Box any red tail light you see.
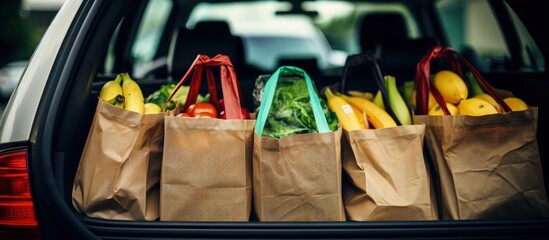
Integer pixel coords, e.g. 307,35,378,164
0,149,41,239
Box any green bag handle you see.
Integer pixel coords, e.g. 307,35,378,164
255,66,330,136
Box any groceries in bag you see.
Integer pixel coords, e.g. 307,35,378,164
413,45,549,220
253,66,345,221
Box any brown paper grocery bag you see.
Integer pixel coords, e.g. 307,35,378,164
414,46,549,219
342,125,438,221
160,116,254,221
336,54,437,221
253,128,346,221
159,54,254,221
414,108,549,219
72,99,165,220
253,66,345,221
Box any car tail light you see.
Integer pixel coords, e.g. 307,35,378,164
0,149,41,239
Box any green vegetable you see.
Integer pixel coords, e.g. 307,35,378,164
262,76,338,139
146,83,209,110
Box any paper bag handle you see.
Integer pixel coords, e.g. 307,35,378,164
415,45,511,115
163,54,245,119
255,66,330,136
340,54,402,125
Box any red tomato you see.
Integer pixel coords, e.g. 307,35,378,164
195,112,216,118
186,104,196,116
186,102,218,118
177,112,190,117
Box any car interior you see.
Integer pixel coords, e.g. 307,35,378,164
42,0,549,238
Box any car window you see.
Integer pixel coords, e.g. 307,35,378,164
436,0,510,70
131,0,172,64
505,2,545,71
186,1,345,72
244,36,318,71
103,22,121,74
130,0,172,76
337,2,420,54
102,0,172,76
435,0,544,72
186,1,420,73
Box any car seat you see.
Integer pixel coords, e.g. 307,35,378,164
377,37,438,85
359,13,408,54
278,58,320,76
168,21,243,81
167,20,259,110
341,13,411,93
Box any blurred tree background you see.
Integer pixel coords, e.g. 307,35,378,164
0,0,42,68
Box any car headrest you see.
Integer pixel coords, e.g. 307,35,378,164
359,13,408,53
377,37,437,74
167,21,244,82
193,21,232,36
278,58,320,75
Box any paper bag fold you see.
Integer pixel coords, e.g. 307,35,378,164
72,99,164,220
414,108,549,219
342,125,438,221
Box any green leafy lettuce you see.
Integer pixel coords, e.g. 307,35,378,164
263,77,338,139
146,83,209,110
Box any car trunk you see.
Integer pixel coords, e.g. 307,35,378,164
28,0,549,239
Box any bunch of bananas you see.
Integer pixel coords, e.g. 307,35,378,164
418,70,528,116
324,75,412,131
99,73,161,114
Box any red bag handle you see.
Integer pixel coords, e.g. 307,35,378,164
415,45,511,115
163,54,245,119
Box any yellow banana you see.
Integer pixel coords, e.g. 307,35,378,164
115,99,124,108
347,90,364,98
120,73,145,114
347,90,374,101
385,75,412,125
325,88,363,131
99,74,124,106
104,94,125,106
351,105,369,129
363,92,374,101
339,95,397,129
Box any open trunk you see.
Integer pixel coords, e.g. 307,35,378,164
17,0,549,239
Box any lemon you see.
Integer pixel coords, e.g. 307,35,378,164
503,97,528,111
473,93,502,113
458,98,498,116
410,90,437,110
433,70,468,105
428,102,459,116
144,103,162,114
